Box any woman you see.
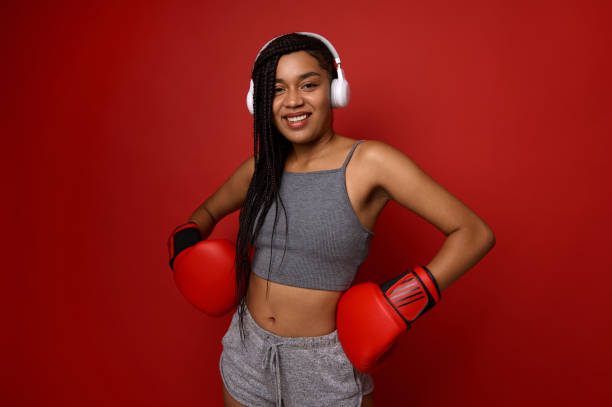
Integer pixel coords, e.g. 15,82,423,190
186,33,495,407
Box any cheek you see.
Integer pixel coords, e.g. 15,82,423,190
314,94,331,113
271,100,281,120
273,97,284,113
317,87,332,109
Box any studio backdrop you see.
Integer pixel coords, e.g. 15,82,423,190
4,1,611,406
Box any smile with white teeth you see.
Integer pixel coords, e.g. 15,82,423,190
286,114,309,122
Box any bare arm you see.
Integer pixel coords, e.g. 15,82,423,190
188,155,255,240
363,141,496,292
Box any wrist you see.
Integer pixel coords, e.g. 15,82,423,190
416,266,442,301
379,266,441,327
168,222,202,269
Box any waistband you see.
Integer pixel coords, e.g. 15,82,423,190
240,305,344,407
242,304,340,348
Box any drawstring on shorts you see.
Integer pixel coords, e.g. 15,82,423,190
262,339,283,407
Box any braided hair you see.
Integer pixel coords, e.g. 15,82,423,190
234,33,338,344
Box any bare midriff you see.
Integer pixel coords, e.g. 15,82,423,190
245,272,343,337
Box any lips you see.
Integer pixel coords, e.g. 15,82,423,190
283,112,312,129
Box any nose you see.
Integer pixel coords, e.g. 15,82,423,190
285,87,304,107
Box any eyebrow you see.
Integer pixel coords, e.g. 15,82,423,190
275,72,321,84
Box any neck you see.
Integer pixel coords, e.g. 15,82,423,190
287,128,338,166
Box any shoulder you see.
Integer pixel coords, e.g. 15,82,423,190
353,139,415,173
352,139,429,198
235,155,255,181
244,155,255,173
221,154,255,197
355,139,399,156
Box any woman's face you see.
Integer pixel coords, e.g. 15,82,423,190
272,50,333,144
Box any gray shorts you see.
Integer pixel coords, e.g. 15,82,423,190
219,305,374,407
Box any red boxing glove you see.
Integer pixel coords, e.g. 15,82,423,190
336,266,441,373
168,222,236,317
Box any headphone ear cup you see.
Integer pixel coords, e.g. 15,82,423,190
331,78,350,108
246,79,255,115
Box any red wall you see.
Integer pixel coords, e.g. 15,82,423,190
5,1,611,405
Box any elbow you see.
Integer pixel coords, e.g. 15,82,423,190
462,221,495,250
480,223,496,250
487,232,496,251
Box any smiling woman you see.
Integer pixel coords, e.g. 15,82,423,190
171,32,495,407
272,52,333,144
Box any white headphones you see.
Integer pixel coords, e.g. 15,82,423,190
246,32,350,115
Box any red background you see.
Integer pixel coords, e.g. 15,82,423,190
4,0,611,405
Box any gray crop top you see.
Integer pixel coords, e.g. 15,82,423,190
251,139,374,291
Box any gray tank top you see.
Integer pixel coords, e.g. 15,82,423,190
251,139,374,291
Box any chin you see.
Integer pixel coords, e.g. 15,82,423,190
281,131,322,145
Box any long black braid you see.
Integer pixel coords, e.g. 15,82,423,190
234,33,339,344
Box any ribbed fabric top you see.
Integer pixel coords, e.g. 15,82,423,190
251,139,374,291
